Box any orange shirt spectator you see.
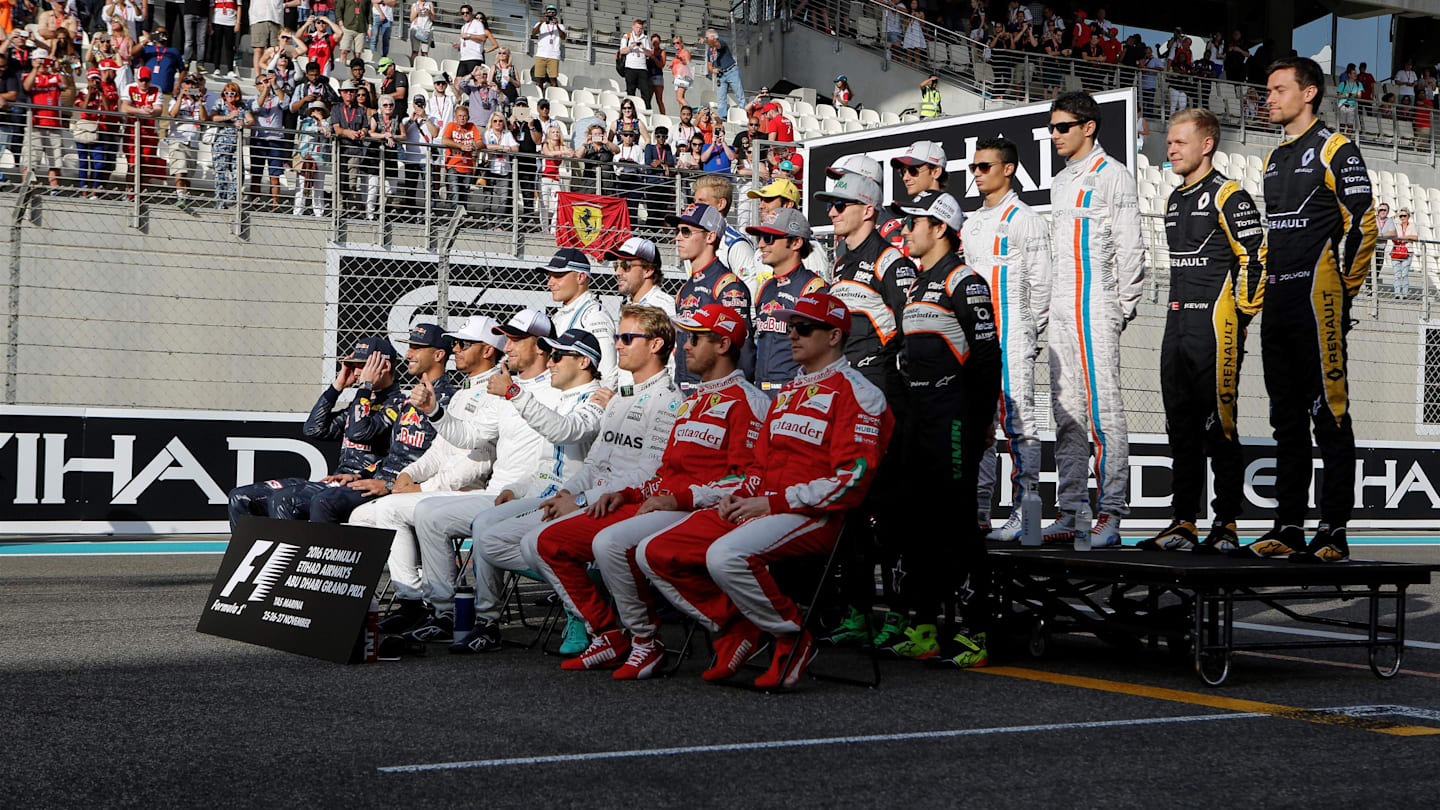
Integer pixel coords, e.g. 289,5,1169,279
441,115,480,172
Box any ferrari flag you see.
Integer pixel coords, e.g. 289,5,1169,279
555,192,631,259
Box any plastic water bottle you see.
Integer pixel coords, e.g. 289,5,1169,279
454,586,476,633
1020,488,1042,547
1073,502,1093,552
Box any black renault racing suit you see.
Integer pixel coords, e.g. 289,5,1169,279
898,252,1001,627
1162,168,1264,523
1257,120,1376,528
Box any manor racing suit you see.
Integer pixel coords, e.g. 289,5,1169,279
1257,120,1376,527
750,264,828,394
1163,168,1264,523
528,370,767,637
637,357,893,635
963,189,1051,521
675,257,753,390
1048,141,1146,518
899,253,1001,626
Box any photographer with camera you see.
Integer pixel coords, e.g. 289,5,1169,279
130,26,185,97
531,3,566,92
919,72,942,119
164,70,212,208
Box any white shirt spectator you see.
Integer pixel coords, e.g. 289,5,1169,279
401,114,432,162
1395,68,1418,98
883,2,902,37
426,93,455,130
621,30,648,70
460,17,488,60
534,21,566,61
484,127,517,174
250,0,284,25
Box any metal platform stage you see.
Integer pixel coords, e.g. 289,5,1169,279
989,546,1439,686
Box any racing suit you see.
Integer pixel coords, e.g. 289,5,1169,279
1162,168,1264,523
1048,141,1146,518
309,376,458,522
553,291,619,388
964,190,1052,522
638,358,893,636
720,222,760,293
225,383,387,530
828,229,916,606
749,263,829,394
527,370,767,637
473,372,682,624
674,256,753,391
1257,120,1376,527
620,285,677,386
899,252,1001,627
411,372,604,614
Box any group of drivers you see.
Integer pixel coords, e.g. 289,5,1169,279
227,60,1375,677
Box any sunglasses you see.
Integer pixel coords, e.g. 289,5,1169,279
616,333,652,345
826,200,855,213
675,226,701,237
968,161,1002,173
549,350,584,361
901,214,941,230
756,232,790,244
453,339,479,350
901,164,928,177
786,321,832,337
1047,119,1089,133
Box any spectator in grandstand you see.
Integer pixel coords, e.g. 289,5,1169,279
533,98,565,141
1374,202,1394,280
694,104,715,143
1378,91,1396,120
422,71,454,133
731,130,756,177
297,14,339,75
901,1,926,69
293,99,329,216
1355,61,1376,100
333,0,366,67
1336,66,1361,136
618,18,650,101
245,71,287,209
313,0,337,25
365,92,403,219
530,4,565,93
577,122,614,187
205,0,241,79
529,306,755,679
35,1,78,47
491,46,520,104
454,6,498,76
341,56,376,109
1395,60,1417,102
331,79,370,213
670,35,692,110
23,48,66,194
208,81,251,209
760,100,794,144
120,65,165,191
537,125,570,228
700,128,734,173
706,28,745,120
641,126,676,227
1201,31,1224,76
833,75,851,107
408,0,434,62
608,97,649,144
569,107,605,150
881,0,903,57
377,55,407,107
1099,27,1122,64
368,0,396,59
457,63,498,123
918,72,941,118
396,94,429,215
1412,95,1432,141
289,59,337,113
0,50,21,162
226,336,394,529
672,104,696,143
269,52,299,98
251,0,285,75
745,208,828,394
1392,208,1416,299
439,102,478,207
163,71,209,208
480,110,517,220
515,112,544,224
309,327,457,524
74,66,118,198
966,0,986,40
675,138,698,171
131,26,183,96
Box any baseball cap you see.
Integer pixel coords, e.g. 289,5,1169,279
99,59,120,71
86,68,101,81
307,100,327,111
890,190,964,231
665,203,727,235
398,323,454,353
774,292,851,335
538,328,603,366
760,102,780,114
378,56,395,69
136,65,152,80
826,154,883,183
494,308,554,339
815,174,882,208
341,336,399,365
746,208,813,241
544,2,558,9
32,48,51,61
445,315,507,350
674,304,748,345
890,140,947,169
434,72,452,84
745,178,801,203
834,75,848,82
538,247,591,275
605,236,660,264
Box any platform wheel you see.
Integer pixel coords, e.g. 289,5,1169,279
1369,645,1403,679
1027,617,1049,659
1196,651,1231,687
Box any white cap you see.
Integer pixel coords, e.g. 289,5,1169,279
890,140,947,169
890,190,964,231
826,154,883,184
816,174,882,208
446,315,507,350
494,308,554,339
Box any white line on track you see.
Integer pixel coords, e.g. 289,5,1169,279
1231,620,1440,650
377,712,1266,773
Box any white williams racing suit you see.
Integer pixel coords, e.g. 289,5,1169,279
964,189,1052,520
720,223,761,294
1047,142,1145,517
553,291,620,388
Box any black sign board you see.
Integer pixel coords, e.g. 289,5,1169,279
802,89,1136,228
197,517,394,664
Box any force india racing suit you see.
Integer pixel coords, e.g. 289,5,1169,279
1257,120,1376,528
527,369,769,639
963,189,1052,525
674,257,753,391
638,358,894,639
750,264,829,394
471,372,683,625
225,383,389,530
899,252,1001,627
1048,141,1146,520
1162,168,1264,523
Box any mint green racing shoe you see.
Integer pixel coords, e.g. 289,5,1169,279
558,611,589,655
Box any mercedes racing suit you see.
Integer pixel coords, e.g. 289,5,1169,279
750,263,829,394
225,384,387,530
638,357,893,636
1163,168,1264,523
1048,141,1146,518
964,189,1052,522
1257,120,1376,527
674,257,753,391
899,252,1001,627
553,291,619,388
527,371,765,638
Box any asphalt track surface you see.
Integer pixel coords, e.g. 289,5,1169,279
4,537,1440,808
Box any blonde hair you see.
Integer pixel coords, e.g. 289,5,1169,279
693,174,734,213
1168,107,1221,156
620,303,676,358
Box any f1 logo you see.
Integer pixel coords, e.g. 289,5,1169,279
219,540,301,602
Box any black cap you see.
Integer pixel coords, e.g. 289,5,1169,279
398,323,454,353
341,336,398,365
538,329,603,367
539,247,592,274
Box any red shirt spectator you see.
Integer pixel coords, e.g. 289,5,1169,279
1070,12,1091,50
1101,34,1122,64
1358,67,1376,100
29,69,63,127
763,104,794,143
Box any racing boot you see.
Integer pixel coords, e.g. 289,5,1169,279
1194,521,1240,555
1089,513,1123,549
926,628,989,669
402,610,455,643
703,619,764,682
754,630,817,689
1135,519,1197,551
820,605,871,647
449,618,503,654
884,623,940,659
1041,511,1075,545
869,611,907,650
1290,524,1350,564
1229,524,1305,559
561,628,629,671
558,610,589,655
376,598,429,634
987,509,1024,542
